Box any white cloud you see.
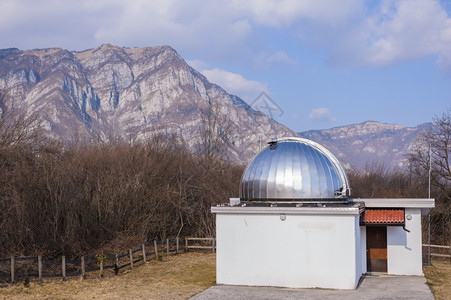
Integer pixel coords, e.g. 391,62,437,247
200,68,267,102
91,0,253,59
0,0,253,56
266,51,297,64
186,59,209,71
0,0,121,50
308,107,336,122
3,0,451,72
253,50,298,69
327,0,451,69
261,50,298,66
232,0,451,71
230,0,363,27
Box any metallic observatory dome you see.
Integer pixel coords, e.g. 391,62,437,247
240,137,351,201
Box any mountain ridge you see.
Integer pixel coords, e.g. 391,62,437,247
299,120,431,170
0,44,431,168
0,44,295,162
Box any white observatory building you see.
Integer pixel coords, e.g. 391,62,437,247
212,137,434,290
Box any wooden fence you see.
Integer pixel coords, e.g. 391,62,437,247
4,240,447,284
0,237,215,285
185,237,216,252
422,244,451,259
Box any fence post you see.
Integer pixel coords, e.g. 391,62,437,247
213,238,216,253
38,255,43,283
154,240,158,260
62,256,66,281
185,237,188,252
166,239,169,256
10,255,15,285
81,256,86,279
142,244,147,263
176,238,180,254
115,254,119,275
129,249,134,269
100,259,104,278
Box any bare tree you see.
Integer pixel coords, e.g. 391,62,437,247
408,110,451,244
196,102,231,165
348,162,426,198
409,111,451,201
0,113,244,257
0,93,40,151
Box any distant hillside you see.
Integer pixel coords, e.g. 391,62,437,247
0,44,295,162
299,121,431,170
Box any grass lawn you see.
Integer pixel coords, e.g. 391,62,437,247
0,252,215,300
423,259,451,300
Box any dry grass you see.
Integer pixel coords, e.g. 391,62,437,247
0,252,216,300
423,259,451,300
2,253,448,300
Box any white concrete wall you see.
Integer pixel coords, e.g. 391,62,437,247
359,226,367,274
354,217,363,282
387,208,423,275
216,212,361,289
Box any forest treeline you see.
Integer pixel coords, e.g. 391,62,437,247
0,114,243,257
349,163,450,245
0,110,450,258
349,110,451,245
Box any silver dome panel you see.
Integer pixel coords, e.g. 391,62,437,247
240,137,351,200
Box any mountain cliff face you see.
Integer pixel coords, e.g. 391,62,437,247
299,121,431,170
0,44,431,169
0,44,295,162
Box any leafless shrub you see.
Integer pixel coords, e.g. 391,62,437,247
407,111,451,245
349,111,451,245
348,162,426,198
0,118,243,257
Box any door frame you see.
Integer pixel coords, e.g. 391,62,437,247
366,226,387,273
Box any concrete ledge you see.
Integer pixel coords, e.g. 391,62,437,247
359,198,435,215
360,198,434,208
211,205,361,215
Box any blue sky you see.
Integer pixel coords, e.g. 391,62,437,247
1,0,450,132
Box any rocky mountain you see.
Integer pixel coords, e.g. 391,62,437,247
0,44,295,162
299,121,431,170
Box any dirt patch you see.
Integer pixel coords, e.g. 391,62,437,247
423,259,451,300
0,252,215,300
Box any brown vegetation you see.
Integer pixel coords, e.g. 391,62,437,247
408,111,451,245
0,252,216,300
349,162,450,245
423,259,451,300
348,163,426,199
1,95,449,257
0,108,243,257
348,111,451,245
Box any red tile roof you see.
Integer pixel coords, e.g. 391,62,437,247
361,208,405,225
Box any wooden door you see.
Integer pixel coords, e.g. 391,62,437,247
366,226,387,273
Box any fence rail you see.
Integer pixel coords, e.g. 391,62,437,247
422,244,451,259
0,237,213,285
185,237,216,252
